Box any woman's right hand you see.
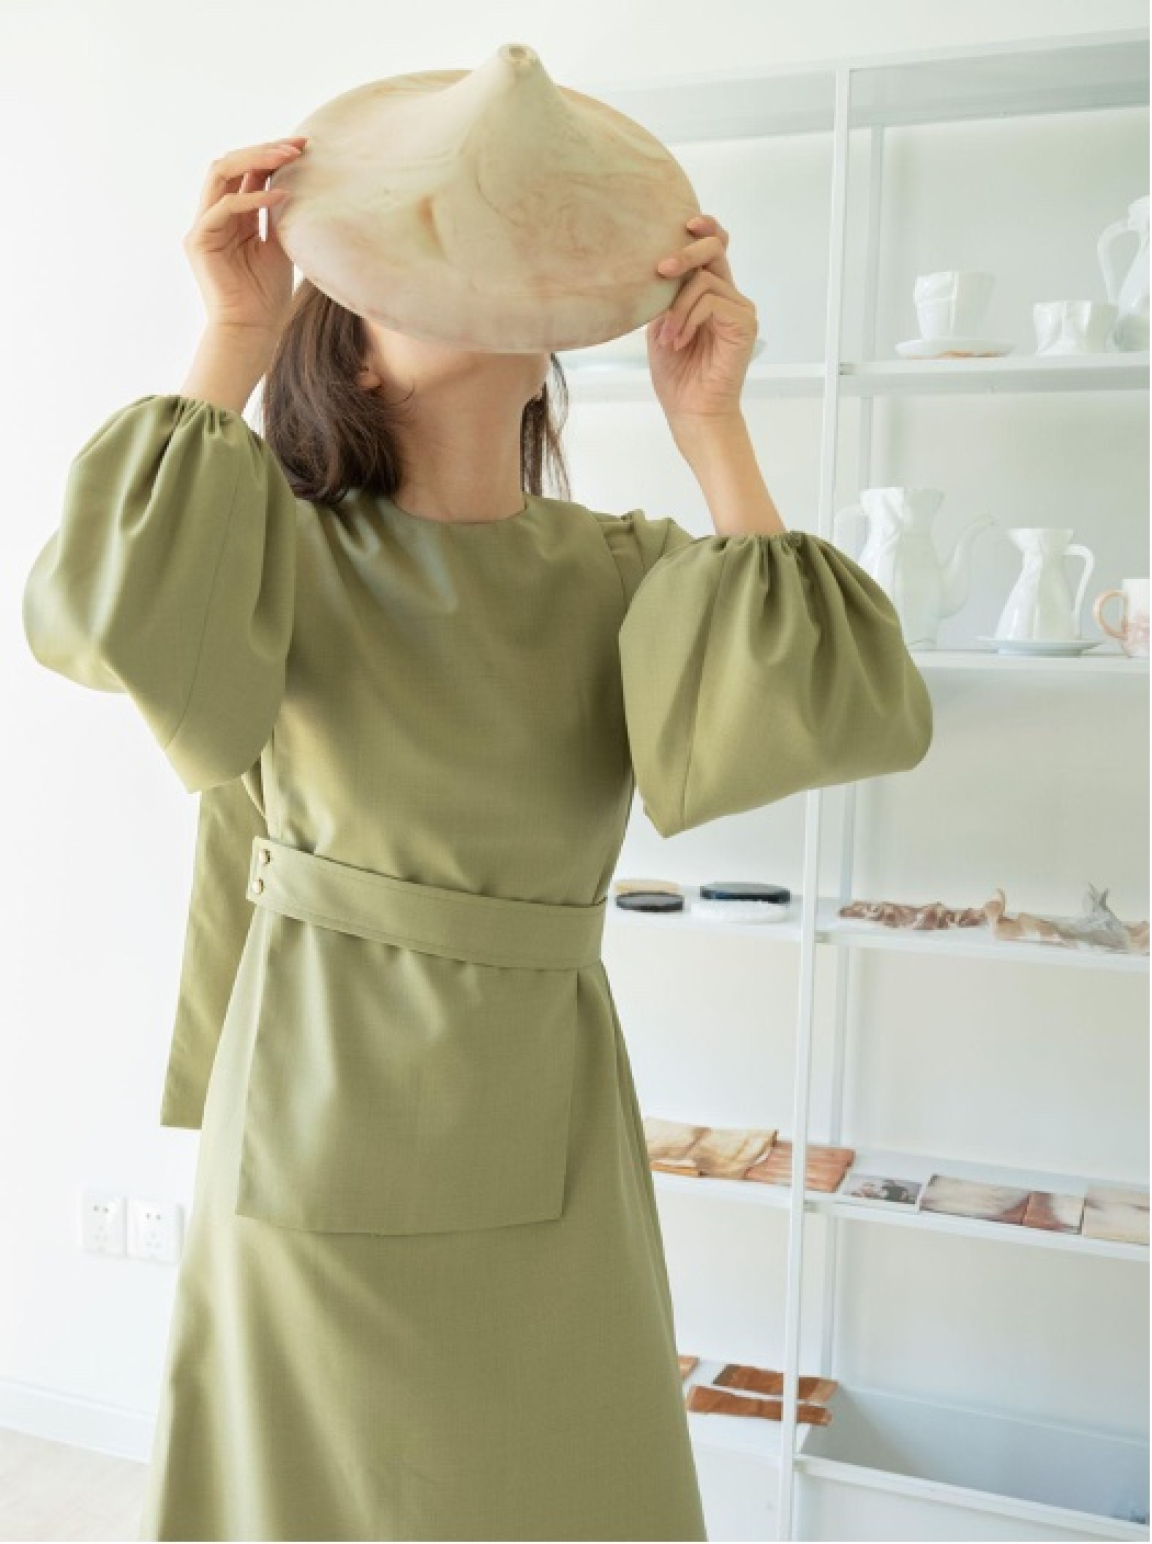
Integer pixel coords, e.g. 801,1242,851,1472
183,138,308,340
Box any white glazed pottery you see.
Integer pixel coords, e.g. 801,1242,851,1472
1033,300,1120,355
1098,195,1150,352
993,528,1096,642
834,488,995,649
914,270,996,338
895,336,1015,359
977,635,1102,656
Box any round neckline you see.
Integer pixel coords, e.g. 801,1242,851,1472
380,491,539,528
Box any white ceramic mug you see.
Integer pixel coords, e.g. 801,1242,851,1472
914,271,995,339
1034,300,1119,355
1093,577,1150,658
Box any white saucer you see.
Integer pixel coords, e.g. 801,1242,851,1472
896,336,1015,359
977,635,1103,656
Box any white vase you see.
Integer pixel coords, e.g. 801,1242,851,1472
1098,195,1150,352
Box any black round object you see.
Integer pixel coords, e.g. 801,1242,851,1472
614,891,685,913
698,880,791,904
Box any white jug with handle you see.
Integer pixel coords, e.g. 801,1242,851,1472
994,528,1096,642
833,487,994,649
1098,194,1150,352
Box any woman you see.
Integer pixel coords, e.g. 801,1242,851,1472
22,137,933,1541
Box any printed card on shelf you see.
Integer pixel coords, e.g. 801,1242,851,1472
1021,1191,1086,1233
920,1174,1030,1225
840,1171,924,1206
1082,1185,1150,1245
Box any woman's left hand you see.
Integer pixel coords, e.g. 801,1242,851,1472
647,213,758,427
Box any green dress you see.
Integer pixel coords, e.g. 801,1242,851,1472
21,394,933,1542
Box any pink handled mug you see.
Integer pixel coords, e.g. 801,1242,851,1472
1093,578,1149,658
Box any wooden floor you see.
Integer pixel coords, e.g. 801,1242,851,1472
0,1427,146,1542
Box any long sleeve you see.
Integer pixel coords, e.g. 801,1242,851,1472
617,512,934,838
22,393,299,793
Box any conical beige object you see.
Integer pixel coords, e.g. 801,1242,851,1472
267,42,702,352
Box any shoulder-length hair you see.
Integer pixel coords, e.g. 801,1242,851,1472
259,278,571,509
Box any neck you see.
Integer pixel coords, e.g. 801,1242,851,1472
390,384,529,524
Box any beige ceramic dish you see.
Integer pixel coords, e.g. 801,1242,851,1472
268,42,703,353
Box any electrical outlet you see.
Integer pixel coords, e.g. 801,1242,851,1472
80,1190,126,1257
127,1197,183,1264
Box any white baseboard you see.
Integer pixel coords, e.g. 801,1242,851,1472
0,1378,154,1464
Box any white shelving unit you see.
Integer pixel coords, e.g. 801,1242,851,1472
580,27,1150,1543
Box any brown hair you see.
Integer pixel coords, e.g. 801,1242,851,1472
259,278,572,509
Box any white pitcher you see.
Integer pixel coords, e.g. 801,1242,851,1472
994,528,1096,642
834,487,994,649
1098,194,1150,352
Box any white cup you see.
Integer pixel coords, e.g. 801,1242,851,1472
1034,300,1119,355
914,271,995,339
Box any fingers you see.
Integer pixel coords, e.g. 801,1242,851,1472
674,291,757,351
655,267,754,347
657,215,735,286
195,138,307,222
191,187,291,243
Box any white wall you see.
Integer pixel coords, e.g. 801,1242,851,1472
1,0,1147,1532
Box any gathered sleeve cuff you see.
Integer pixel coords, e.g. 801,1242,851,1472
22,393,299,793
618,526,934,837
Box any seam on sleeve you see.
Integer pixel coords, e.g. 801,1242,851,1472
628,514,692,610
603,515,632,613
159,444,247,760
655,518,675,565
677,538,730,832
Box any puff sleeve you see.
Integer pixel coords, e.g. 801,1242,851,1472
617,515,934,837
22,393,299,794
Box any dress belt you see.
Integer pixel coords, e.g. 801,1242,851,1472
246,835,606,970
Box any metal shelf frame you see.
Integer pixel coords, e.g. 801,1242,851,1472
582,27,1150,1541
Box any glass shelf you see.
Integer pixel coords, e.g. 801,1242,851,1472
560,352,1151,401
576,30,1148,143
607,893,1149,975
652,1155,1149,1264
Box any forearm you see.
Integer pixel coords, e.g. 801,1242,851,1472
670,414,788,537
179,326,277,416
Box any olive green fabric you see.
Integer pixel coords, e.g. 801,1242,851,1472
160,772,270,1129
21,393,933,1541
619,526,935,836
236,833,600,1236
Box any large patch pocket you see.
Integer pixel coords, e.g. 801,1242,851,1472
233,907,580,1236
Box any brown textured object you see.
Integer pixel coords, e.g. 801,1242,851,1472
744,1141,855,1192
614,878,684,897
678,1354,699,1380
984,884,1149,956
714,1364,839,1404
650,1160,702,1176
266,42,702,352
1022,1191,1085,1234
686,1386,832,1425
643,1116,707,1163
838,898,986,930
689,1126,776,1179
